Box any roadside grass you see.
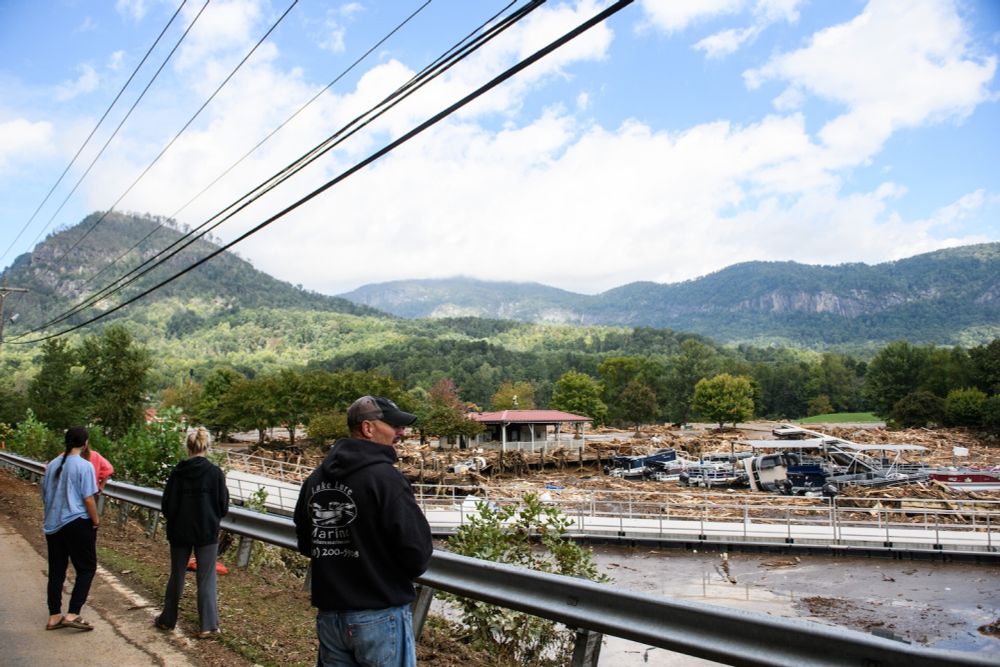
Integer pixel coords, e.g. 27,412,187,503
797,412,881,424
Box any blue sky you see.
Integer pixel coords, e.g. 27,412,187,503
1,0,998,296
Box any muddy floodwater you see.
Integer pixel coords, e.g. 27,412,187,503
588,545,1000,665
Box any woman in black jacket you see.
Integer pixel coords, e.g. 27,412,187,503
155,427,229,638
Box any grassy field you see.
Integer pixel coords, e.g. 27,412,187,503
797,412,881,424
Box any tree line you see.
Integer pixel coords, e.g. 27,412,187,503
2,325,999,467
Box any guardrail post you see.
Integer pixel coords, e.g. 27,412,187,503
148,511,160,539
237,535,255,567
570,627,603,667
411,584,435,637
117,500,129,528
96,494,106,516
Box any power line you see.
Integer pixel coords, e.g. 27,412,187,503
50,0,298,267
76,0,438,296
15,1,208,268
15,0,635,344
25,1,536,335
0,0,190,268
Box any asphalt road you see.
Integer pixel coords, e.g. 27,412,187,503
0,511,198,667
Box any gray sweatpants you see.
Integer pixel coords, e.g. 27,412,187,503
157,543,220,632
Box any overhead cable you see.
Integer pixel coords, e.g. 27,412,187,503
20,0,210,264
77,0,438,296
14,0,635,344
50,0,299,267
25,1,535,334
0,0,190,267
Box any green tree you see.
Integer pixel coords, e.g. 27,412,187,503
420,378,483,444
219,376,279,446
0,381,28,426
161,377,202,419
807,353,859,413
618,379,658,430
196,367,246,438
662,340,717,424
891,390,944,428
550,370,607,425
447,493,609,667
79,324,152,438
807,394,834,417
943,387,987,427
982,395,1000,435
692,373,755,429
306,411,348,444
598,356,655,425
969,339,1000,394
491,381,536,410
28,339,89,430
752,360,809,419
863,341,930,418
270,369,324,448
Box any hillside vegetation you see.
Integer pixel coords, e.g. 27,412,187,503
340,244,1000,347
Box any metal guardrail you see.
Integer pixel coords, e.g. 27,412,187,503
1,449,994,666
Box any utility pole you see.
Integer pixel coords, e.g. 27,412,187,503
0,282,29,352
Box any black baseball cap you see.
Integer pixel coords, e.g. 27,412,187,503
347,396,417,427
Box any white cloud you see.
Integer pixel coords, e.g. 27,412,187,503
745,0,996,167
638,0,744,33
116,0,150,22
695,26,760,59
55,64,99,101
55,0,996,298
693,0,802,58
319,3,365,54
175,0,264,72
75,16,98,33
0,118,54,172
108,50,125,71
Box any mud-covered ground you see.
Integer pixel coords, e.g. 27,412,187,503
587,545,1000,665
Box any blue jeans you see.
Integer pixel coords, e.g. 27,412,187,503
316,604,415,667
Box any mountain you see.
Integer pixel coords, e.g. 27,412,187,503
338,244,1000,347
0,211,385,331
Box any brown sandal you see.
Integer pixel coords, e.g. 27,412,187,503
62,617,94,631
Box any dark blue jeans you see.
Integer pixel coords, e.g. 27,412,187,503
46,517,97,616
316,604,415,667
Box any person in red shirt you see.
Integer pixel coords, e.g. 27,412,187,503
81,444,114,492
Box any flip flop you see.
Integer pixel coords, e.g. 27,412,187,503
45,618,66,630
196,629,220,639
62,617,94,631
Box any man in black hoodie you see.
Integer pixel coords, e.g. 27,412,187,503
294,395,432,667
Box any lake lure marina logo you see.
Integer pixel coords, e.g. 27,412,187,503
308,482,360,559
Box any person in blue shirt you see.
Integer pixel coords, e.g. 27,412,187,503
42,426,100,631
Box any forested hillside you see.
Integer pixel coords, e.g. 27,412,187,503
339,244,1000,347
1,211,382,331
1,212,998,430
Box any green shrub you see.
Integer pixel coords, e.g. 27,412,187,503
306,411,348,445
891,391,944,428
99,407,186,486
981,395,1000,435
943,387,987,427
6,410,60,462
446,493,609,667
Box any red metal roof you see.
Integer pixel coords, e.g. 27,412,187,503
468,409,590,423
